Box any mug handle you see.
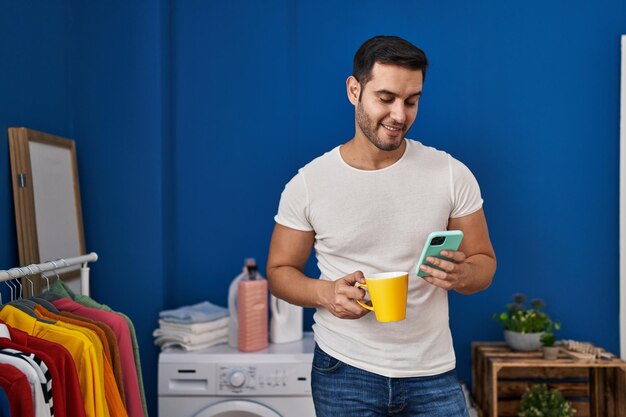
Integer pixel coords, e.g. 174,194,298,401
355,283,374,311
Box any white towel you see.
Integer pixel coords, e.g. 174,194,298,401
159,301,228,324
157,316,229,334
158,336,228,351
153,325,228,346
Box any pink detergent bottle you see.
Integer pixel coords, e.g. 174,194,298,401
237,259,268,352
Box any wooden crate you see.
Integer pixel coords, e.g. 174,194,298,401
471,342,626,417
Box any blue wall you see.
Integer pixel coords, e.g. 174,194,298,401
2,1,626,416
0,2,72,298
2,1,168,416
66,1,167,416
171,0,625,390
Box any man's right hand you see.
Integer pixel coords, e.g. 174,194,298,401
320,271,370,319
267,224,371,318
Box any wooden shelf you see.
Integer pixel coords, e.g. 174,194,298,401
471,342,626,417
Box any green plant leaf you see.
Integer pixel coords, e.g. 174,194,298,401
518,384,574,417
494,294,559,334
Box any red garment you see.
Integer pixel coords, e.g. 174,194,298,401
0,337,64,417
51,298,144,417
59,311,126,404
0,363,35,417
3,320,87,417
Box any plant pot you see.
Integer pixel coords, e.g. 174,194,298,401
542,346,560,360
504,330,543,351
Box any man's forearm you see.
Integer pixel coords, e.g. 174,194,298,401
457,254,496,295
267,266,332,308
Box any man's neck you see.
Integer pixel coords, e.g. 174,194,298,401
340,136,406,170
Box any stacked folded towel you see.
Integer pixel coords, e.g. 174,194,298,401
154,301,229,351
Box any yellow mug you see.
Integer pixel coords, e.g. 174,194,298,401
355,271,408,322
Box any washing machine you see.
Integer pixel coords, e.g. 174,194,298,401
158,333,316,417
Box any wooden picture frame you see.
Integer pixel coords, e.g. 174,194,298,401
619,35,626,360
8,127,86,296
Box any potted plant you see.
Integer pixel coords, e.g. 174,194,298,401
518,384,574,417
493,293,557,351
540,322,561,360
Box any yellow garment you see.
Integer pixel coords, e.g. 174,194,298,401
0,305,108,417
35,306,128,417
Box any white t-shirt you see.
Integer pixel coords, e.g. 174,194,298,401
274,139,483,377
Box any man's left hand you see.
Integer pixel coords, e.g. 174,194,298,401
418,250,471,291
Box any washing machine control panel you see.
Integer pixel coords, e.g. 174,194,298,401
218,363,311,395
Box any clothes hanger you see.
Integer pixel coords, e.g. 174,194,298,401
40,269,51,292
0,279,10,339
7,268,54,323
1,279,18,315
15,267,35,307
26,265,61,314
4,269,38,318
39,261,65,301
11,267,38,310
4,279,15,303
0,284,10,339
12,271,23,299
4,273,17,302
22,266,36,298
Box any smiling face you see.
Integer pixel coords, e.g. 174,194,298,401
348,62,423,152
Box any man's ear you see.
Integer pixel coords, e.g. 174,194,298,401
346,76,360,105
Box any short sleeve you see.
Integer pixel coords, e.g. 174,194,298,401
274,170,314,231
449,155,483,218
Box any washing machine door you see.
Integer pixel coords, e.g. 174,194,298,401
193,400,282,417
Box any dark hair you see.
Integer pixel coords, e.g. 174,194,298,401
352,35,428,86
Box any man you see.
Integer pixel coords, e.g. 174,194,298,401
267,35,496,417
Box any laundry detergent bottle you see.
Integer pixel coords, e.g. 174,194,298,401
237,260,268,352
270,295,303,344
227,260,247,349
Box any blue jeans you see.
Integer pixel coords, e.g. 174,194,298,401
311,344,469,417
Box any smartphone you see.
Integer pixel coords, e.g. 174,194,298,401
416,230,464,277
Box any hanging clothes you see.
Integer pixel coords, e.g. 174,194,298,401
0,253,136,417
58,311,125,403
0,348,53,417
0,305,108,417
0,363,34,417
47,281,148,417
42,290,145,417
3,321,86,417
0,253,140,417
0,348,49,417
0,330,65,417
44,298,142,417
33,306,128,417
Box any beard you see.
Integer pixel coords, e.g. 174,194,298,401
356,103,405,151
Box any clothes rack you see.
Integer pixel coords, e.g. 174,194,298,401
0,252,98,296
